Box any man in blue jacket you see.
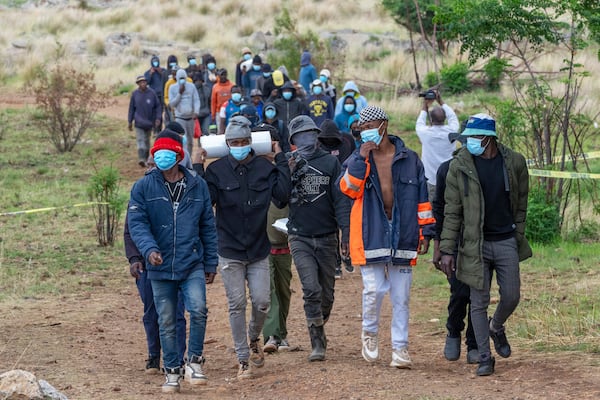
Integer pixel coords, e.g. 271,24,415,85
339,106,435,369
128,75,162,167
204,116,290,379
128,129,218,393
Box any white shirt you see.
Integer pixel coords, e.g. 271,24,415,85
415,103,459,185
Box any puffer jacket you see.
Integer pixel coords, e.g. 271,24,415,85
127,166,218,280
339,135,435,266
440,144,532,290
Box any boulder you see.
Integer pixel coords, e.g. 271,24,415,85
0,370,68,400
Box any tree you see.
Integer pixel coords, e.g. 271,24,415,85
434,0,600,231
32,43,112,152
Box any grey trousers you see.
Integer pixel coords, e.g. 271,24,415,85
175,117,195,155
469,237,520,360
219,256,271,362
134,127,152,162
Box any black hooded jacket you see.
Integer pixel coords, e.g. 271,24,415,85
273,81,308,129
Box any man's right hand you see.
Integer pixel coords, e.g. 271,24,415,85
432,240,442,271
359,141,378,159
128,123,133,132
179,84,185,94
129,262,144,279
148,251,163,266
440,254,455,279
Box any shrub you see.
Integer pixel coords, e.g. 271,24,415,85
484,57,509,91
526,186,561,244
423,71,439,89
566,221,600,243
440,62,470,94
30,43,113,152
87,165,127,247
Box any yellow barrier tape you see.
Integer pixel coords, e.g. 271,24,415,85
529,169,600,179
526,151,600,166
0,202,109,217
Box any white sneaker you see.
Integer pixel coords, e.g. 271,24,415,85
390,347,412,369
162,367,182,393
278,338,290,351
263,336,279,353
361,331,379,362
185,355,208,385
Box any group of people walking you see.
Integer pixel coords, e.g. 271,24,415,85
125,48,532,393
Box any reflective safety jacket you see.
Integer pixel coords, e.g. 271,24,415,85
339,135,435,266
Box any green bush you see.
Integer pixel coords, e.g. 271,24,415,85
526,186,561,244
87,165,127,247
484,57,509,91
566,221,600,243
423,71,439,89
440,62,470,94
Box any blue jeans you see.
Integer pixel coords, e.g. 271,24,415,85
289,233,338,325
470,237,520,360
219,256,271,362
361,263,412,349
136,270,187,364
151,267,208,369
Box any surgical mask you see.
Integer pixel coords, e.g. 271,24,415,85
229,145,251,161
282,91,293,101
313,86,323,95
253,65,261,71
263,72,271,78
265,109,276,119
154,149,178,171
345,91,355,98
319,75,328,83
293,132,318,157
344,104,355,113
243,53,252,61
360,123,384,145
231,93,242,103
207,62,216,70
170,62,177,68
152,61,159,67
179,78,186,85
189,59,197,66
466,137,488,156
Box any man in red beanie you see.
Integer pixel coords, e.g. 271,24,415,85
128,129,218,393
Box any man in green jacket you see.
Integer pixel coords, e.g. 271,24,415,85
439,113,532,377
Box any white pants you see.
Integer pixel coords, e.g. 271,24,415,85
361,263,412,349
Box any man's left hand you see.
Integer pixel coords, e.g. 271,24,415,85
205,272,216,284
418,237,430,254
341,241,349,258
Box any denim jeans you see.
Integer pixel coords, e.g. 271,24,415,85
361,263,413,349
151,267,208,369
136,270,187,364
134,127,152,162
262,253,293,341
219,256,271,362
470,237,520,360
289,233,338,325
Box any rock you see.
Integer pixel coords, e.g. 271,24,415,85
248,31,275,51
11,39,29,49
0,370,68,400
0,369,44,399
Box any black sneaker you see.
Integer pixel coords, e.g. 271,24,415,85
476,356,495,376
342,256,354,273
145,356,160,375
489,318,511,358
335,267,342,279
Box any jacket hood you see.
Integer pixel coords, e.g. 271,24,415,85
318,119,342,142
280,80,296,93
262,102,277,119
342,81,360,94
167,54,178,65
150,55,160,66
176,69,188,80
300,51,311,67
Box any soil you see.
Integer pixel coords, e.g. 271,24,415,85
1,95,600,399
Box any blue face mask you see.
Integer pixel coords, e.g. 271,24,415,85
189,59,197,66
154,149,178,171
360,123,384,145
263,72,271,78
231,93,242,103
179,78,186,85
253,65,261,71
170,62,177,68
152,61,159,68
207,62,216,70
466,137,488,156
265,109,276,119
319,75,328,83
282,91,293,101
229,145,252,161
243,53,252,61
344,104,355,113
313,86,323,95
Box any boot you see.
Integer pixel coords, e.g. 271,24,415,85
308,324,326,362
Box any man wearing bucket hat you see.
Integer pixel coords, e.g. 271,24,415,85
204,116,290,380
286,115,351,362
128,75,162,167
128,130,218,393
339,105,435,369
439,113,532,376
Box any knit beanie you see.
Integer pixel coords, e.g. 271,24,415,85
151,129,184,159
225,116,252,140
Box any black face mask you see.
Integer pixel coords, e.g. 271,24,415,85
319,138,339,147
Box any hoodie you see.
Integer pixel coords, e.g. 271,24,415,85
169,69,200,119
334,95,359,134
318,119,354,163
273,81,308,128
298,51,317,93
260,101,290,153
144,55,166,99
334,81,368,116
